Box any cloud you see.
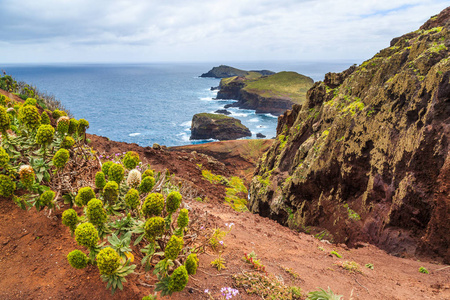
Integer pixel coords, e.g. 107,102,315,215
0,0,448,62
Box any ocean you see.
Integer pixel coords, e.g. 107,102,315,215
1,61,355,147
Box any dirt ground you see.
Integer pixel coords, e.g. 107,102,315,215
0,135,449,299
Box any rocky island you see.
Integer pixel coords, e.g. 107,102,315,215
190,112,252,140
200,65,275,78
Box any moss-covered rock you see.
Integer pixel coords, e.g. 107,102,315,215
190,113,251,140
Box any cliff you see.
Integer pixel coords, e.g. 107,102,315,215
200,65,275,78
249,7,450,262
217,71,314,115
190,113,252,140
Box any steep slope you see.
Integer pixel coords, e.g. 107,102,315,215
249,8,450,262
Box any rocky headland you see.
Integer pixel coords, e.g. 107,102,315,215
249,8,450,263
200,65,275,78
217,71,314,115
190,112,252,140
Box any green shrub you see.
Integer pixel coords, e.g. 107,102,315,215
108,163,125,183
75,186,96,206
24,98,37,106
123,151,140,170
169,265,189,292
101,161,113,175
103,181,119,204
86,198,107,227
164,235,183,260
40,111,51,125
75,222,99,249
61,136,75,149
68,118,79,135
126,169,141,188
52,109,66,119
139,176,155,194
95,171,106,189
39,190,55,207
56,116,70,134
0,146,10,167
142,169,154,179
0,175,15,197
35,124,55,145
52,148,70,168
18,105,41,130
177,208,189,229
19,165,34,187
185,253,198,275
166,191,182,214
96,247,121,275
0,106,10,133
125,188,140,210
419,267,429,274
142,193,164,217
307,287,343,300
67,250,89,269
62,209,79,232
77,118,89,135
144,216,165,241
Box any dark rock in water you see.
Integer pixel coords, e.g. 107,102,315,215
210,86,219,91
214,109,231,115
256,133,266,138
224,104,233,109
190,113,251,141
249,7,450,263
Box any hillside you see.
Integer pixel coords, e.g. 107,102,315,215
249,7,450,263
217,71,314,115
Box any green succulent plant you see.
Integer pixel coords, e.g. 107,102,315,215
61,136,75,149
19,165,35,188
86,198,107,227
40,111,51,125
123,151,140,170
177,208,189,229
164,235,183,260
142,169,154,179
0,175,15,197
108,163,125,184
67,249,89,269
144,217,165,241
166,191,182,214
77,118,89,136
68,118,79,135
39,190,55,207
52,148,70,169
126,169,141,188
75,186,96,207
24,98,37,106
96,247,121,275
169,265,189,292
95,171,106,190
35,124,55,146
56,116,70,134
75,222,99,249
141,193,164,217
185,253,198,275
124,188,140,210
101,161,114,175
103,181,119,204
18,104,41,130
52,109,67,119
139,176,155,194
0,146,10,167
62,208,79,233
0,106,10,134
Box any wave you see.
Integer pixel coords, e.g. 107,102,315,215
129,132,141,137
230,112,248,117
180,121,192,127
248,118,259,123
176,132,190,142
263,113,278,118
200,97,213,101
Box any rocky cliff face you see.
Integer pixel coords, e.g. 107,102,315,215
249,8,450,262
190,113,252,140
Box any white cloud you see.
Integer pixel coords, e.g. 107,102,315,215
0,0,448,63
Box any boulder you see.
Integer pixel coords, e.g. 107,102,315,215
190,113,251,141
214,109,231,115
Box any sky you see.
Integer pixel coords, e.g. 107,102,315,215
0,0,448,64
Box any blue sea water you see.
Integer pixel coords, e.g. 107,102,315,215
1,61,354,147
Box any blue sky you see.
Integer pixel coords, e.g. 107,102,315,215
0,0,448,63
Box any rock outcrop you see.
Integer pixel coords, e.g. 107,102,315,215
200,65,275,78
249,8,450,263
190,113,252,141
217,72,314,115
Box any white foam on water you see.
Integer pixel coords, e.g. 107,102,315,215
180,121,192,127
230,112,248,117
248,118,259,123
129,132,141,137
200,97,213,101
257,125,267,128
263,113,278,118
176,132,190,142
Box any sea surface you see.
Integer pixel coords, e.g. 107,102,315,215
1,61,355,147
